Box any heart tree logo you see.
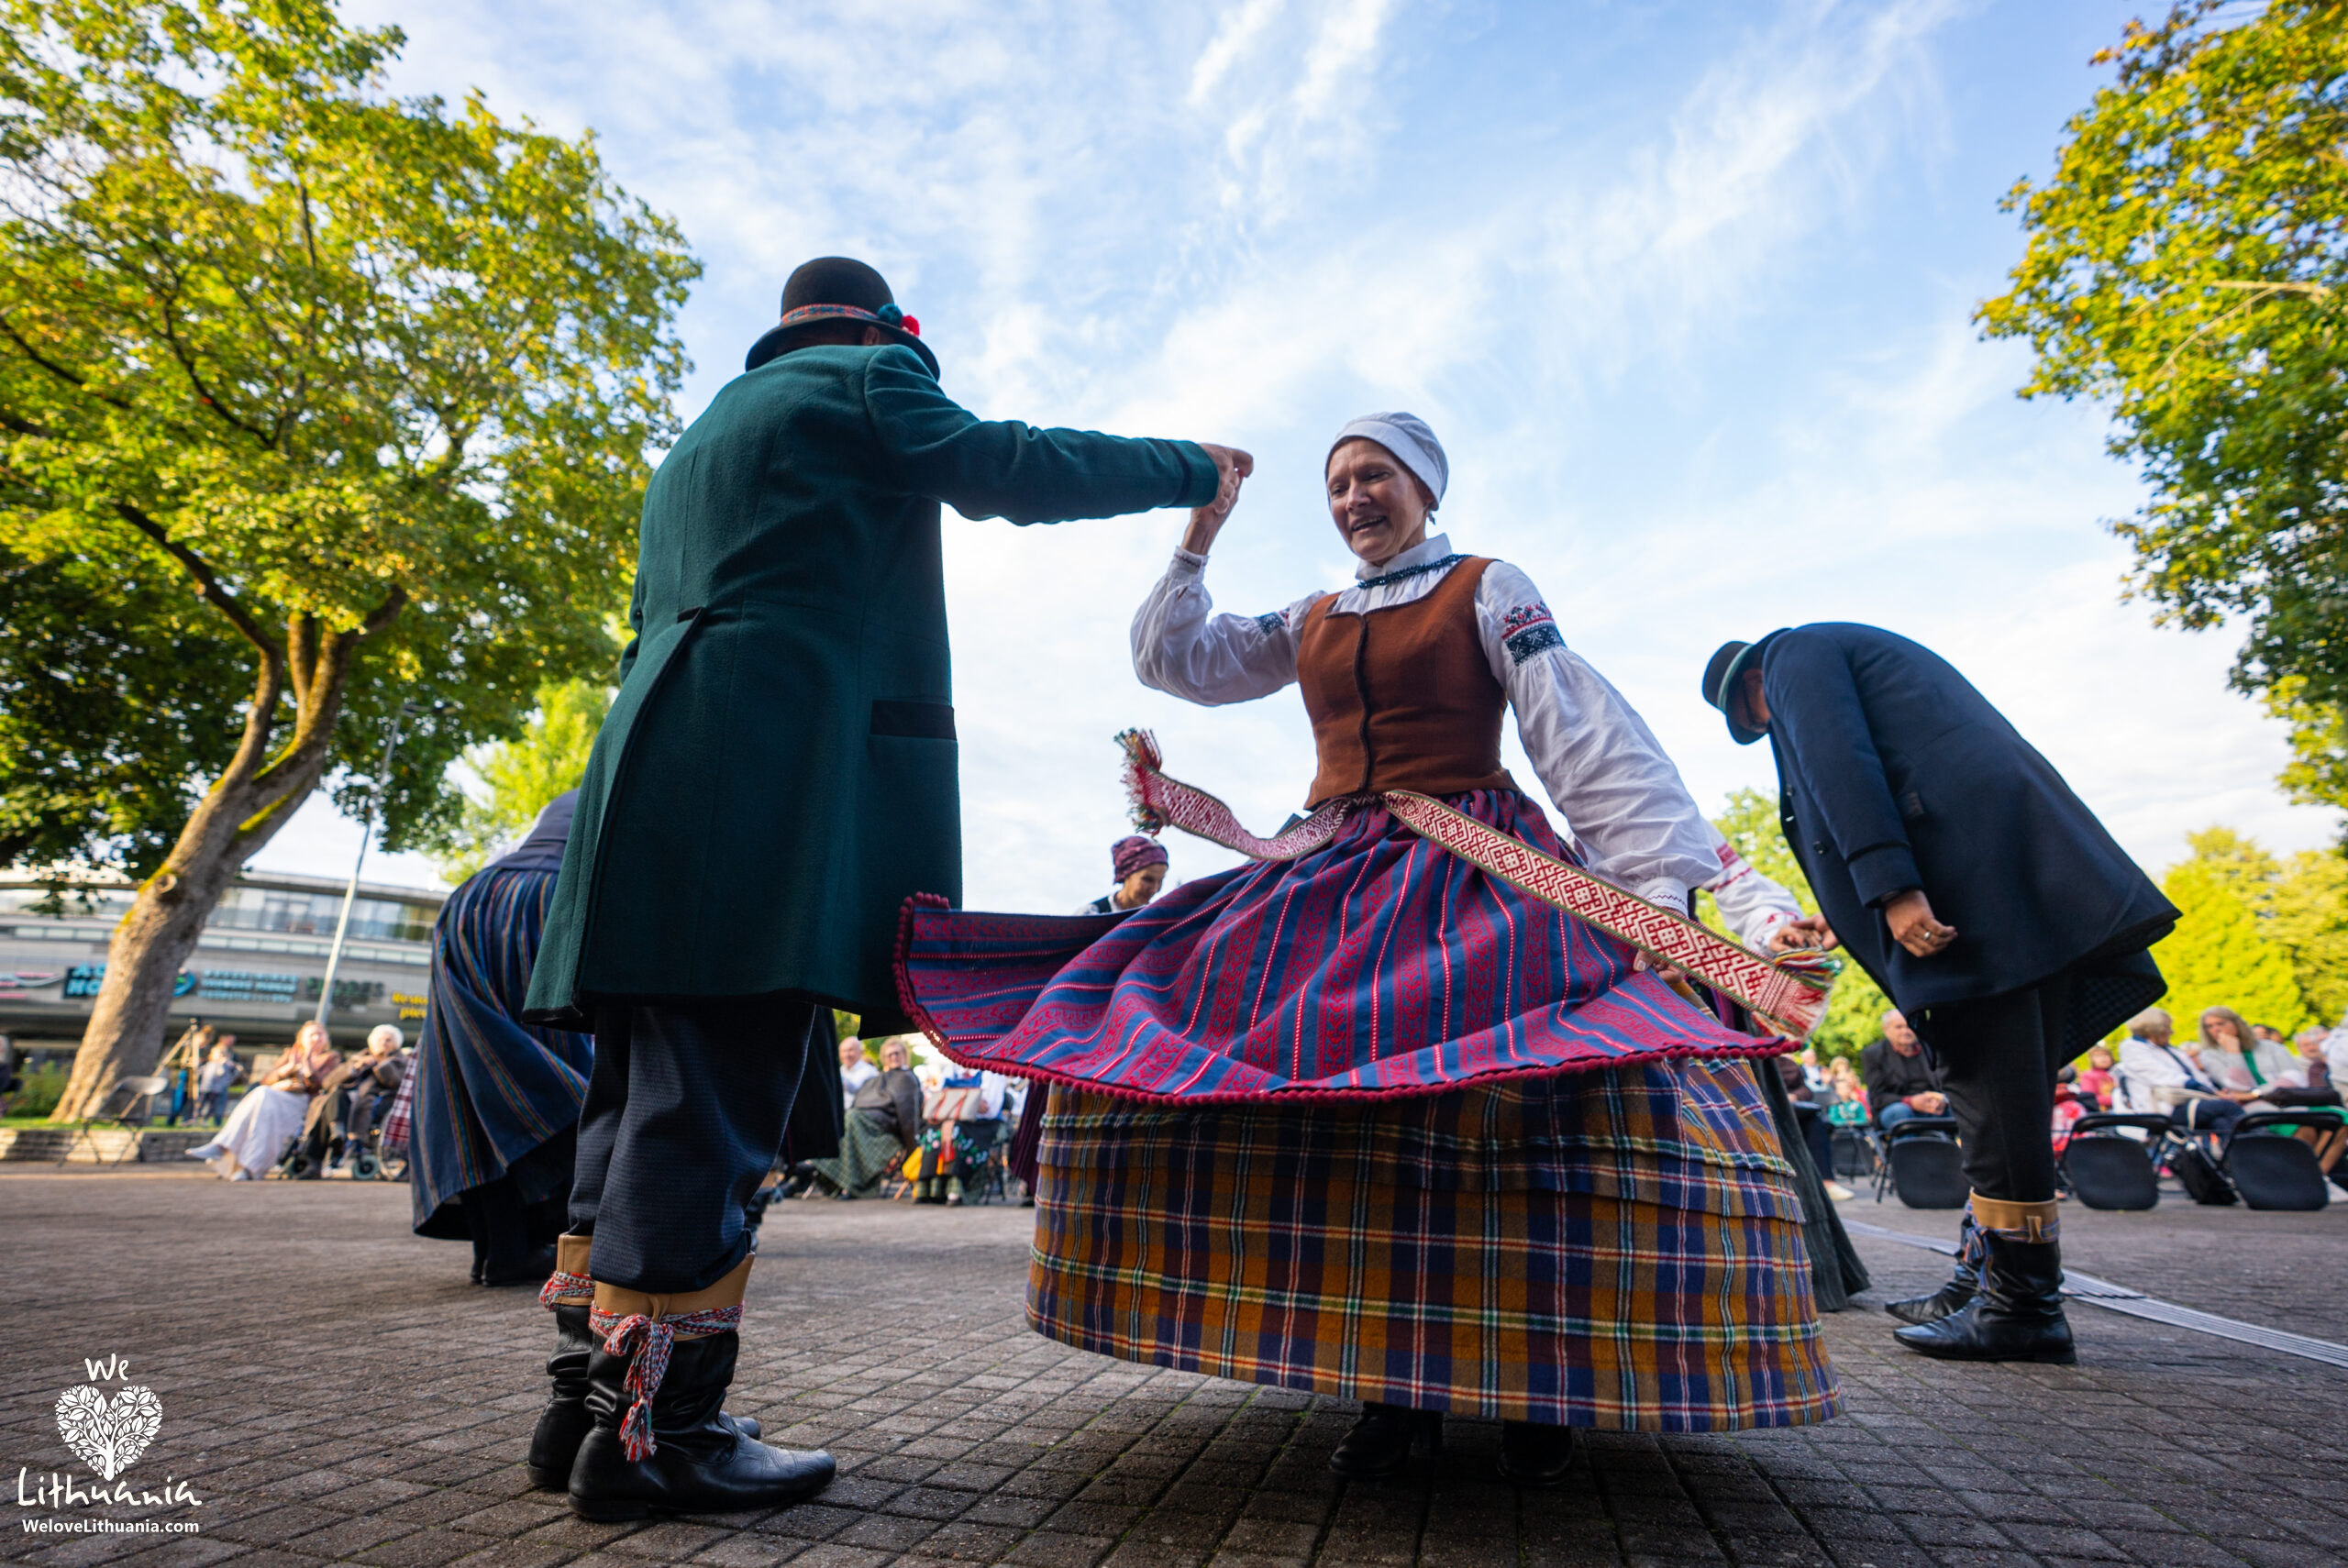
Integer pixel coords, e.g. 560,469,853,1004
55,1358,162,1481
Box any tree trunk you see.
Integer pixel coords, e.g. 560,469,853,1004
49,597,393,1122
57,787,299,1121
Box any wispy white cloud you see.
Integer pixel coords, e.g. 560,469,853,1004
270,0,2336,910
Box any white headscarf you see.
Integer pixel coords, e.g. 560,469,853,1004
1327,412,1446,507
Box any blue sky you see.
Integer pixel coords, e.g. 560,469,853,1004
257,0,2342,909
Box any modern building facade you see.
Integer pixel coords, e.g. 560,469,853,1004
0,870,447,1066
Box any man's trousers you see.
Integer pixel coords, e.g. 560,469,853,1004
569,998,814,1293
1916,969,2074,1205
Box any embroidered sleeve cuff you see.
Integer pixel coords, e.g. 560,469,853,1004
1168,547,1209,575
1636,878,1691,915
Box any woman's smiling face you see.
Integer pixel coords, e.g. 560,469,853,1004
1325,438,1434,569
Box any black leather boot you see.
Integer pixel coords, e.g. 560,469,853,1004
1497,1420,1573,1487
528,1306,767,1490
527,1305,599,1490
1887,1212,1979,1325
1893,1223,2075,1365
1326,1402,1442,1480
568,1331,832,1519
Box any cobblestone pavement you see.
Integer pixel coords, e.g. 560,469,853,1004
4,1168,2343,1568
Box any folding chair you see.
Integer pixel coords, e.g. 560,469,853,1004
54,1076,169,1166
2059,1112,2173,1210
2223,1109,2346,1211
1875,1114,1967,1209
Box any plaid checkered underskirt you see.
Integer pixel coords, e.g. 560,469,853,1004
1029,1062,1840,1430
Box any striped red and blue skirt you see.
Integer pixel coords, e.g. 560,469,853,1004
898,789,1837,1429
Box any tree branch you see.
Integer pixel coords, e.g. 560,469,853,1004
110,501,281,667
0,315,134,412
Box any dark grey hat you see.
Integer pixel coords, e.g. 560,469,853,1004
1701,634,1782,745
745,256,938,377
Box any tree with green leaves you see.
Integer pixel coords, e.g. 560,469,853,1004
424,679,612,884
0,549,252,874
2159,825,2348,1026
2154,850,2312,1038
1977,1,2348,822
1699,788,1893,1058
0,0,698,1121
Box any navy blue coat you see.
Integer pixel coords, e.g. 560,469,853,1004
1757,624,2174,1041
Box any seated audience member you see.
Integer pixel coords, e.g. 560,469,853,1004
1796,1047,1829,1096
188,1021,337,1179
294,1025,407,1174
916,1067,1013,1206
2074,1043,2117,1111
812,1037,924,1198
1860,1009,1947,1130
1775,1054,1852,1199
837,1035,878,1110
2297,1028,2339,1097
194,1037,242,1123
2193,1007,2287,1112
2116,1007,2247,1134
1824,1058,1870,1127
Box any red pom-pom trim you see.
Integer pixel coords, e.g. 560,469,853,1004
901,315,920,337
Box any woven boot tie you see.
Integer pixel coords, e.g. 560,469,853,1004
591,1303,743,1460
539,1234,594,1310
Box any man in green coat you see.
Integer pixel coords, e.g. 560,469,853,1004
519,257,1245,1522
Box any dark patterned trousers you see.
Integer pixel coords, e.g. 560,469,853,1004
569,998,814,1293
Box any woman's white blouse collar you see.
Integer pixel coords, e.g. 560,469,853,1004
1355,531,1456,582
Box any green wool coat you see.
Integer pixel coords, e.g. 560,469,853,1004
523,342,1218,1033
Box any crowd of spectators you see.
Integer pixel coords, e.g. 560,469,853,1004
1786,1001,2348,1200
793,1033,1025,1206
183,1021,411,1180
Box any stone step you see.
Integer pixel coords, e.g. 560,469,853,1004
0,1126,219,1163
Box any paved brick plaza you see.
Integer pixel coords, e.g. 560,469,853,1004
3,1168,2342,1568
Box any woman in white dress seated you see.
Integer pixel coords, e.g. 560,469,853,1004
188,1021,337,1179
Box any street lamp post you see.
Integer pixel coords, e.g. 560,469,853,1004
316,704,416,1032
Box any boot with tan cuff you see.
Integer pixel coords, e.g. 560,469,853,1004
567,1254,833,1520
1892,1195,2075,1365
527,1235,761,1492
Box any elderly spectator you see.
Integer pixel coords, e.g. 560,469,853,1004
811,1038,923,1198
1860,1010,1946,1129
2115,1007,2247,1134
2074,1043,2117,1111
194,1036,242,1124
294,1024,407,1175
188,1021,335,1179
1079,836,1169,914
837,1036,878,1110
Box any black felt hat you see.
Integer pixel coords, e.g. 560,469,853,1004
1702,633,1784,746
745,256,938,377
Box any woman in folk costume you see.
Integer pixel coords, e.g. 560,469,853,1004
900,413,1840,1485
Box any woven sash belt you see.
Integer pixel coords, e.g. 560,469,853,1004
1117,730,1836,1041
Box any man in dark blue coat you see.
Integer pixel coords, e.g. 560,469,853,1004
1703,624,2175,1364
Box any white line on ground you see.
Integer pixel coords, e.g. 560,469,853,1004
1840,1217,2348,1371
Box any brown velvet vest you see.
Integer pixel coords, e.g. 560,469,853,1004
1296,557,1520,808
